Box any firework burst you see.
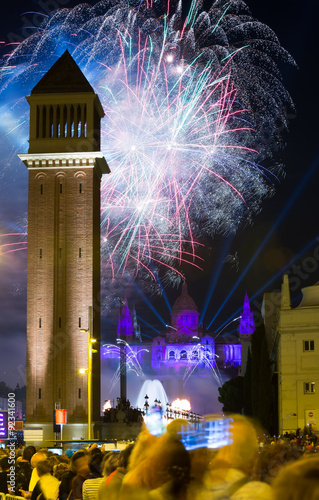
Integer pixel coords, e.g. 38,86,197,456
102,343,148,391
0,0,294,288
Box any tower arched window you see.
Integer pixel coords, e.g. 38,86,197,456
180,350,187,360
169,351,175,360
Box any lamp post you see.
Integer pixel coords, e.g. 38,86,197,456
80,306,97,440
119,298,127,402
144,394,149,415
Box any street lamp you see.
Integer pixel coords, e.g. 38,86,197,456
80,306,97,440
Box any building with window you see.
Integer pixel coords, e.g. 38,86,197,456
262,275,319,434
101,283,248,414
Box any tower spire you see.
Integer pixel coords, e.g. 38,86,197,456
239,293,255,335
239,293,255,376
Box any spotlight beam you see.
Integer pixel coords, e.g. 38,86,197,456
207,154,319,329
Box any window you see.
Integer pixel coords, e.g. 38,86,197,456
205,348,211,359
79,317,81,328
180,350,188,360
60,184,63,194
39,388,42,399
79,248,82,258
304,382,315,394
78,388,81,399
59,317,62,329
39,248,42,259
59,248,62,259
169,351,175,360
40,184,43,194
39,317,42,328
79,183,82,194
304,340,315,351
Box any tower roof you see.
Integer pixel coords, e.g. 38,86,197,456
238,293,255,336
31,50,94,94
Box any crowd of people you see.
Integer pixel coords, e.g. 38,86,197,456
0,415,319,500
103,398,144,424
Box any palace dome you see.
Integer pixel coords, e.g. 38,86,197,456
172,282,198,313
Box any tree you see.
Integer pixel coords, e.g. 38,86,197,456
15,384,26,402
249,323,275,433
244,348,252,416
218,376,244,413
0,381,13,397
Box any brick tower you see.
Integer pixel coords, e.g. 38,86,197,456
19,51,109,440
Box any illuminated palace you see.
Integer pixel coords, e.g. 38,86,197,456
101,284,255,414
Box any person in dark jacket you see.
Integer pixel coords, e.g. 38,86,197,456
0,456,10,494
16,446,36,495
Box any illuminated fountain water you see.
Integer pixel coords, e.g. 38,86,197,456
135,379,169,410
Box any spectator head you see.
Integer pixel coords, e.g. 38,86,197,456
118,444,135,470
36,460,52,477
31,452,47,469
22,446,36,462
272,455,319,500
53,463,69,481
213,415,259,475
0,456,9,472
123,433,191,495
88,450,103,477
48,455,60,469
127,425,157,472
254,442,303,484
145,434,191,491
58,455,70,464
166,419,190,441
70,450,89,476
102,451,120,477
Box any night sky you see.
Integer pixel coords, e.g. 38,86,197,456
0,0,318,388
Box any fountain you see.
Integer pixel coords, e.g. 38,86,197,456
136,379,169,410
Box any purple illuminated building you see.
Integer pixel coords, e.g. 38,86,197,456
101,284,251,414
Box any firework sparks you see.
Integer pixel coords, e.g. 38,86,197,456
183,344,222,386
0,0,294,286
0,232,28,256
102,343,149,391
